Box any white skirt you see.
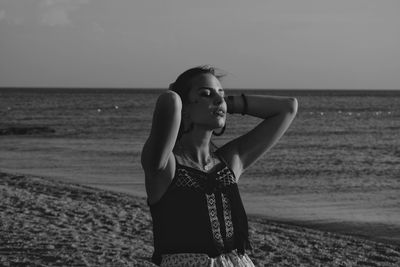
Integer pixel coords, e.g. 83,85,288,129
160,250,255,267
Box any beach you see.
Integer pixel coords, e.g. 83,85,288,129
1,172,399,267
1,88,400,266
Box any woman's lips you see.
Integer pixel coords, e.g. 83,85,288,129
212,107,226,117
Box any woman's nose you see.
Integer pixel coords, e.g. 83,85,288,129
214,93,224,105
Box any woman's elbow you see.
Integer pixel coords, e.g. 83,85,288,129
157,90,182,112
286,97,298,115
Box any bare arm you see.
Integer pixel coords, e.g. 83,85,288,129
218,94,298,180
141,90,181,182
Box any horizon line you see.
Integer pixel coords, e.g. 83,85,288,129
1,87,399,91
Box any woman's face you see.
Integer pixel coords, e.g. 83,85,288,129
184,73,226,130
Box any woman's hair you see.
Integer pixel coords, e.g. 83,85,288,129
169,65,225,104
169,65,225,140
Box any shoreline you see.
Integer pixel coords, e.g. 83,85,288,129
1,171,400,266
91,182,400,247
247,214,400,247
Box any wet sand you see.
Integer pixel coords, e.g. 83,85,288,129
1,172,400,266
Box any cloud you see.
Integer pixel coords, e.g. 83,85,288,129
0,6,25,25
39,0,90,26
0,0,90,26
0,9,5,21
92,22,105,34
41,7,71,26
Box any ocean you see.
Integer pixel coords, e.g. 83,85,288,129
1,88,399,245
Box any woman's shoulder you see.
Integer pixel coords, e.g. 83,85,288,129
215,147,242,181
145,153,176,205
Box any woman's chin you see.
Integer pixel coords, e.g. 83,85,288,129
197,118,226,131
213,120,226,129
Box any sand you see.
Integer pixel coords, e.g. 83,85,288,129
1,172,399,267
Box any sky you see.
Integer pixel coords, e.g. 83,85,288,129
0,0,399,89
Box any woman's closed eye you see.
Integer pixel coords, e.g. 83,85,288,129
199,88,224,98
199,89,212,97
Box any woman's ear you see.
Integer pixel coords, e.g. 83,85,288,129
181,109,192,131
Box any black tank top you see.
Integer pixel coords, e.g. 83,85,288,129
148,154,251,265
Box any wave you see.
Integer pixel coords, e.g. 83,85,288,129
0,126,56,136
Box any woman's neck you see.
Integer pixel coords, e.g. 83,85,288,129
177,129,213,164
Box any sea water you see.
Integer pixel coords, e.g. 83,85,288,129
1,88,399,244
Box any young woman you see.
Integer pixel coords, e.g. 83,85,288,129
141,66,298,266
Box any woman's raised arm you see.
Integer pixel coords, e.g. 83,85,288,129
218,94,298,180
141,90,182,176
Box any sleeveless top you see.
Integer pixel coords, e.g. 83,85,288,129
148,154,251,265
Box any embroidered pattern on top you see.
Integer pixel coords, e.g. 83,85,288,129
161,253,210,266
221,193,234,241
174,168,202,188
217,167,237,186
206,193,225,251
160,251,255,267
174,165,236,251
174,166,236,190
